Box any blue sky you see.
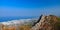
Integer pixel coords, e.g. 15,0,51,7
0,0,60,17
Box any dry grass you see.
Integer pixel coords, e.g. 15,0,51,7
1,25,31,30
18,25,31,30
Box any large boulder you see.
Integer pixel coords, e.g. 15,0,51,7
31,15,58,30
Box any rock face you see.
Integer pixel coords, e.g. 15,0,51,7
31,15,58,30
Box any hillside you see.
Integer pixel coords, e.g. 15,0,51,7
0,19,37,30
0,15,60,30
31,15,60,30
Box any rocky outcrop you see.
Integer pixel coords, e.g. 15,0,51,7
31,15,58,30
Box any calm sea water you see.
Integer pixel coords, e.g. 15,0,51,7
0,16,38,22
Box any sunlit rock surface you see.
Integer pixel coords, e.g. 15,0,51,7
31,15,58,30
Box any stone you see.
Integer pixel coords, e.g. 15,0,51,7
31,15,58,30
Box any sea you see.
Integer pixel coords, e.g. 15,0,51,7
0,16,38,22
